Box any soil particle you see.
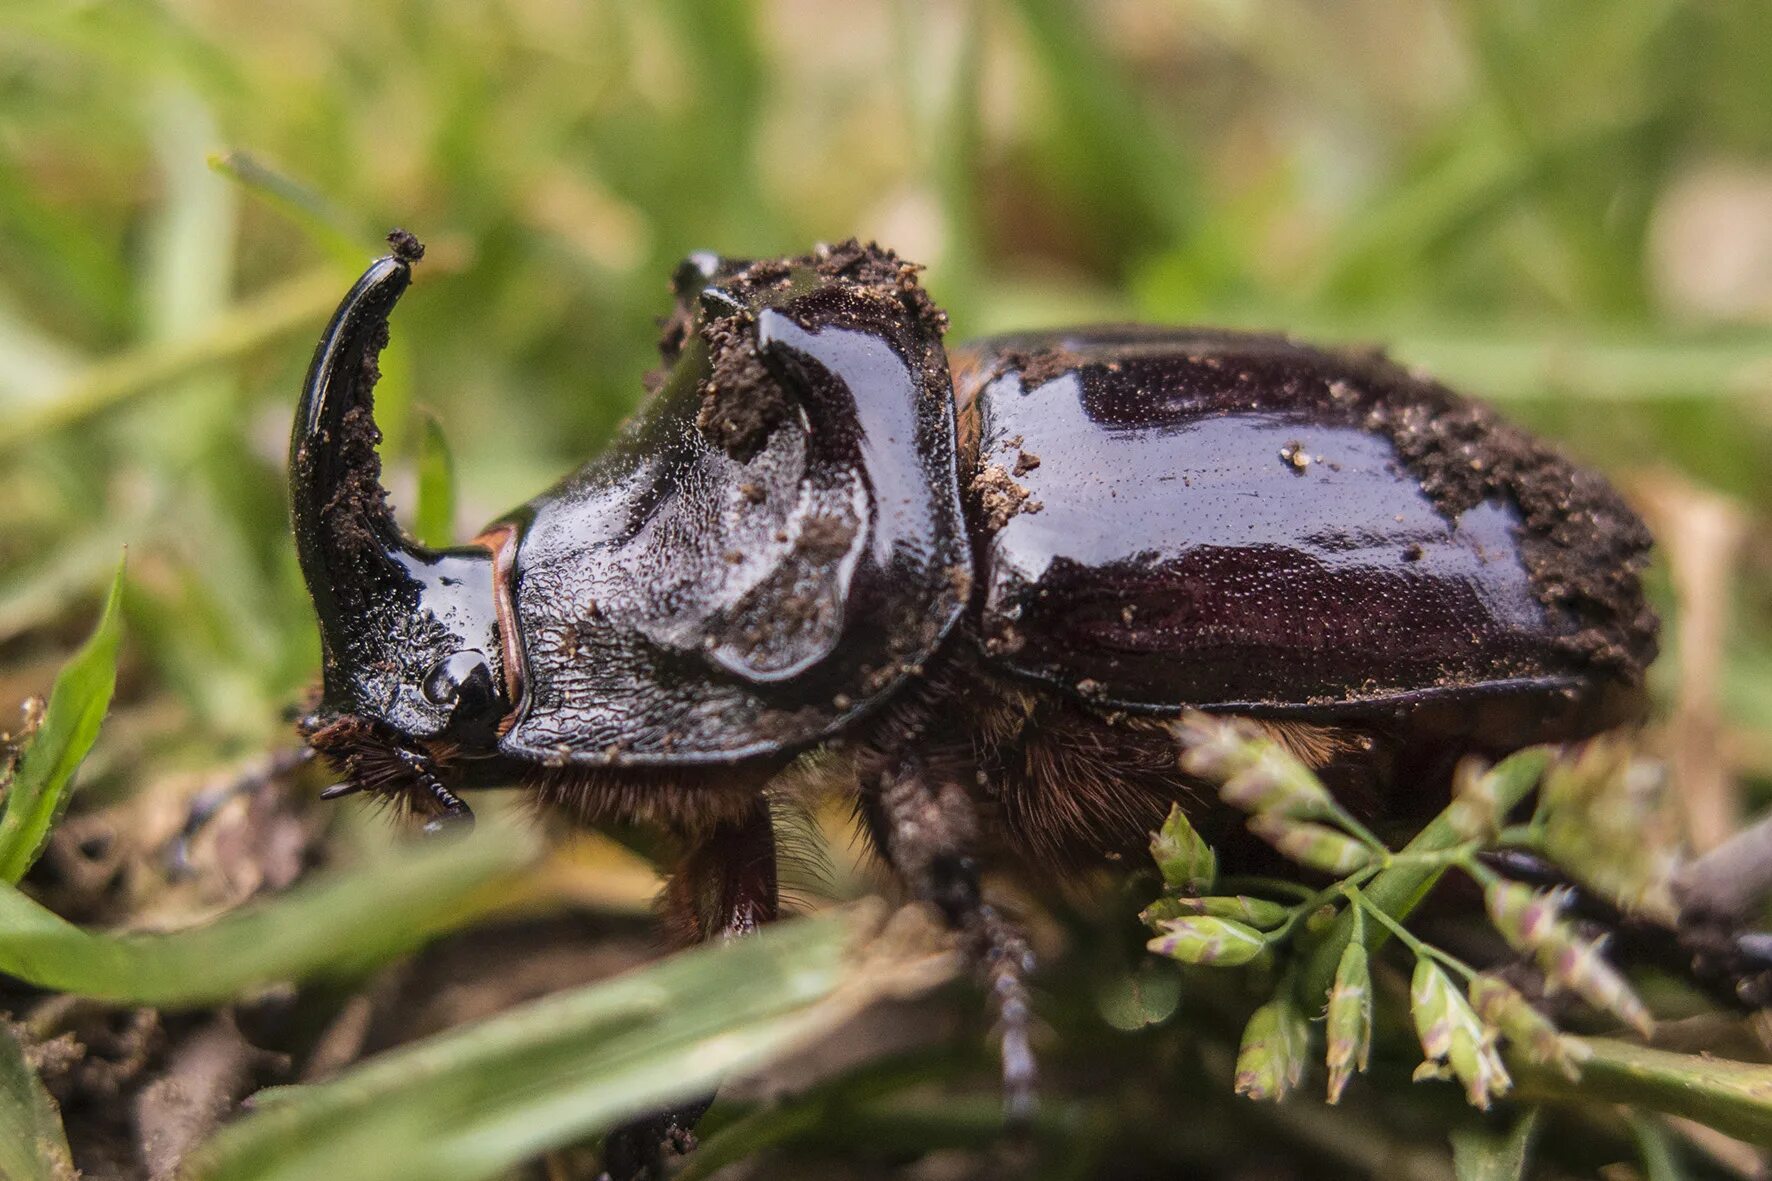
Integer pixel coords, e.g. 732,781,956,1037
385,227,425,264
795,513,858,562
696,308,785,458
1002,346,1086,389
971,461,1043,531
946,562,974,603
1011,448,1041,477
321,316,396,560
811,238,949,337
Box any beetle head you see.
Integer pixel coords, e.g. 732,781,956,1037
290,236,510,748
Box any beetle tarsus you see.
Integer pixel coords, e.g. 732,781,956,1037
417,775,474,834
977,900,1039,1124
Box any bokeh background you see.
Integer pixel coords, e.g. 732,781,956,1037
2,1,1772,1175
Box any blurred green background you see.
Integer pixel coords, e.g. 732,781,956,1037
1,0,1771,818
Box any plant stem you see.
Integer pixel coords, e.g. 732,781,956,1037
1295,747,1553,1005
1510,1038,1772,1147
1345,887,1478,980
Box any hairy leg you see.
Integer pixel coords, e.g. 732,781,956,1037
858,744,1038,1121
600,794,781,1181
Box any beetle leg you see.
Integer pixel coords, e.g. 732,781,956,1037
388,746,475,834
863,750,1038,1122
601,795,780,1180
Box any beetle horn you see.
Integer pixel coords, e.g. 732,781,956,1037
289,237,423,647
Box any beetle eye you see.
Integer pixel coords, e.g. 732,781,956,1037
423,649,495,710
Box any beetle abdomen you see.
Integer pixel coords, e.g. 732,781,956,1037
952,329,1657,719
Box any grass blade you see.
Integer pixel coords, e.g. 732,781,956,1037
1451,1109,1539,1181
0,1020,76,1181
414,413,457,549
0,268,344,450
208,151,373,266
186,907,953,1181
0,561,125,883
0,829,535,1007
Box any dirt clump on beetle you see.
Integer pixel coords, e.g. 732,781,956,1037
971,460,1043,531
691,241,949,458
326,318,397,559
811,238,949,338
1004,345,1086,389
696,309,786,458
1351,363,1659,678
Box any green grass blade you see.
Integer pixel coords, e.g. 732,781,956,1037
0,1020,77,1181
0,268,343,450
0,561,125,883
0,829,534,1007
187,908,951,1181
207,151,373,267
414,413,457,549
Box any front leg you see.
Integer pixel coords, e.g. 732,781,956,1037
860,747,1038,1121
601,794,780,1180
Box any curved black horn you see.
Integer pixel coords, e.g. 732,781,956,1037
290,249,420,686
290,236,507,739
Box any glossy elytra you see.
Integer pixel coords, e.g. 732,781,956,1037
290,232,1657,1173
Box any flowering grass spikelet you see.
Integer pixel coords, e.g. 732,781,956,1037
1540,739,1679,923
1445,756,1501,840
1324,940,1372,1104
1172,711,1333,819
1248,814,1371,876
1469,974,1587,1081
1482,880,1654,1036
1146,916,1268,966
1142,894,1290,929
1150,802,1217,892
1543,932,1656,1037
1410,959,1511,1109
1235,996,1308,1101
1483,880,1568,952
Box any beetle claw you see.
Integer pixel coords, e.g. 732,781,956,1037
420,802,474,836
419,784,475,835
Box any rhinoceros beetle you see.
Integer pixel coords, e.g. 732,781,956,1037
290,231,1657,1170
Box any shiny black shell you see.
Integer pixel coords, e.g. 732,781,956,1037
495,245,970,766
952,328,1657,723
